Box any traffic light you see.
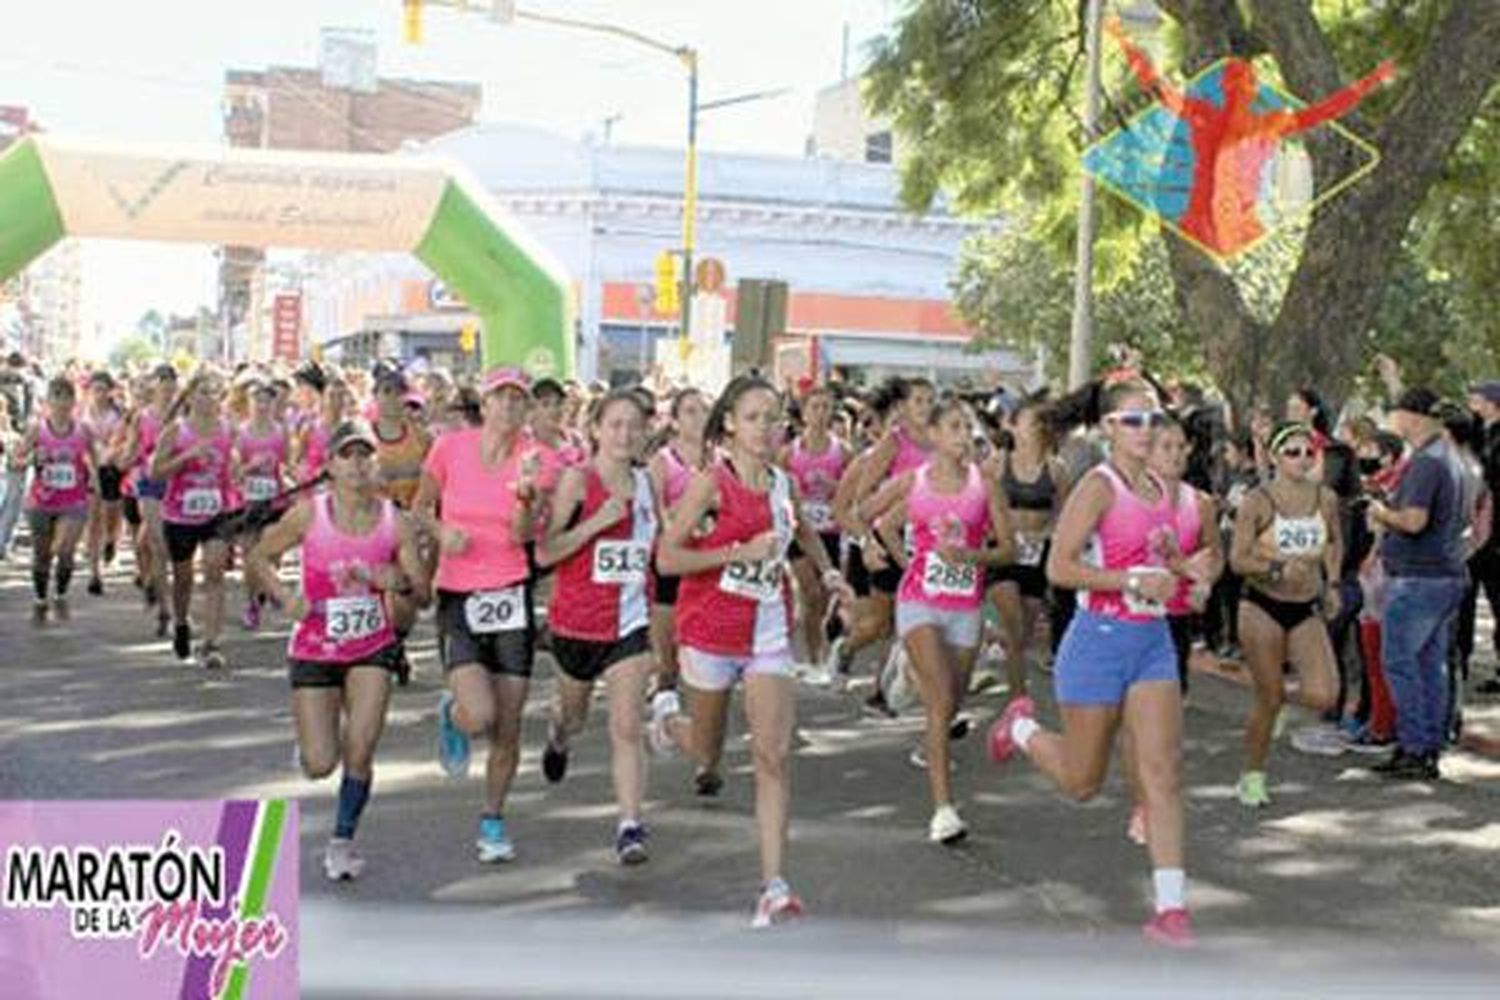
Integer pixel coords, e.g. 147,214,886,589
402,0,423,44
458,322,478,354
654,250,680,316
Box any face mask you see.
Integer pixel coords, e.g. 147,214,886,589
1358,457,1381,475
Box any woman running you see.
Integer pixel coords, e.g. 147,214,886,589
413,367,544,864
371,368,432,510
20,376,96,624
152,370,236,668
1125,412,1222,845
646,388,709,719
985,397,1063,702
295,376,351,487
1229,422,1343,806
82,371,125,596
247,420,429,881
120,364,177,636
536,390,659,864
652,374,845,928
781,384,846,677
986,380,1195,946
854,398,1014,843
235,380,290,631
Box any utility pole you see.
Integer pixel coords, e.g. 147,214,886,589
1067,0,1104,390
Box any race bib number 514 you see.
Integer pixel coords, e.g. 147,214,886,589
720,559,784,602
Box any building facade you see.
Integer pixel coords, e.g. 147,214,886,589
302,123,1031,388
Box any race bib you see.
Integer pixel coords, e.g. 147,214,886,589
592,540,649,586
1014,532,1045,568
41,463,77,491
244,476,278,502
325,595,386,643
720,558,784,602
182,488,222,517
922,552,979,598
903,523,916,562
464,586,526,634
1123,566,1169,617
804,501,836,534
1274,516,1325,557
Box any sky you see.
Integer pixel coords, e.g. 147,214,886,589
0,0,900,352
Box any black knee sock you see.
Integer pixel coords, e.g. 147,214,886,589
32,566,49,601
334,775,371,840
55,559,74,597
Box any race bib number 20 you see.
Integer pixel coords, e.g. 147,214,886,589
464,586,526,634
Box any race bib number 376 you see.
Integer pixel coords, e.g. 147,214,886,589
325,595,386,643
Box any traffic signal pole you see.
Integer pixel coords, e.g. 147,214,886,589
680,52,699,346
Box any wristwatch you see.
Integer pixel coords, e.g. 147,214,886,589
1266,560,1285,584
1125,573,1143,597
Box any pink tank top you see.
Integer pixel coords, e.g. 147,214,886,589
1166,481,1204,617
162,419,233,525
129,409,163,490
301,422,331,485
897,462,992,611
788,435,845,534
891,427,931,477
1078,464,1177,623
288,493,400,663
29,418,91,512
660,443,695,509
239,421,287,505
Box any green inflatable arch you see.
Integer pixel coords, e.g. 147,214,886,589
0,135,572,375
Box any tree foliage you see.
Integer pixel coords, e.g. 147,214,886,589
867,0,1500,409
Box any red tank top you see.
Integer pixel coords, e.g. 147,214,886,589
676,460,795,657
548,466,658,641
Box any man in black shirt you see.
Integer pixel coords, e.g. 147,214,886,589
1467,381,1500,695
1370,389,1467,779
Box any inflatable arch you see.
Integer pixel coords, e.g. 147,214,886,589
0,135,572,375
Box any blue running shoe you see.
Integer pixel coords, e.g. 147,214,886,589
438,692,471,779
615,823,649,866
476,815,516,863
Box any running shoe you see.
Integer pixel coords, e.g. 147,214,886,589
819,637,849,683
1476,677,1500,697
475,816,516,864
751,878,804,929
1236,771,1271,808
542,734,569,784
322,837,365,882
392,646,412,688
1290,725,1345,757
648,690,681,757
437,692,472,779
1143,908,1196,948
31,599,47,624
241,599,261,632
987,695,1036,764
156,611,171,639
103,541,116,565
1127,805,1148,846
172,623,192,660
199,643,226,670
693,769,723,797
928,804,968,845
86,577,103,596
52,596,70,621
861,689,898,720
1345,730,1395,756
908,743,955,772
881,645,917,714
144,583,159,607
614,823,649,866
948,716,972,741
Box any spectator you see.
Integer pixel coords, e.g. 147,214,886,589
1369,388,1468,779
1466,379,1500,695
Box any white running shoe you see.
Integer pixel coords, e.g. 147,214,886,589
1290,725,1346,757
648,690,682,756
751,878,805,929
322,837,365,882
928,804,968,845
881,645,917,714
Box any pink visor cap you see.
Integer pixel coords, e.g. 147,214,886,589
480,367,531,395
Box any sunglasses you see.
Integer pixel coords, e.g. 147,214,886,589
1109,409,1166,430
1279,447,1314,459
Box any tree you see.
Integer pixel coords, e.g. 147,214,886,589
107,335,159,370
136,309,166,350
867,1,1500,408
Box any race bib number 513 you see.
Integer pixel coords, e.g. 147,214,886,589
593,541,649,586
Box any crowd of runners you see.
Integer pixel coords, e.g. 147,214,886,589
1,345,1493,944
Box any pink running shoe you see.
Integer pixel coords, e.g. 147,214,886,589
241,599,261,632
751,880,805,930
1143,908,1196,948
987,695,1035,764
1127,805,1148,846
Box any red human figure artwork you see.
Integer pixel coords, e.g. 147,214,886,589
1105,16,1395,256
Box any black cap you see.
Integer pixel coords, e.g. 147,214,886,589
152,362,178,381
1393,388,1442,418
88,370,115,388
293,362,327,393
1469,380,1500,406
5,351,24,367
328,420,378,455
374,368,409,393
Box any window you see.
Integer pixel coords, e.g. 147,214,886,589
865,131,893,164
